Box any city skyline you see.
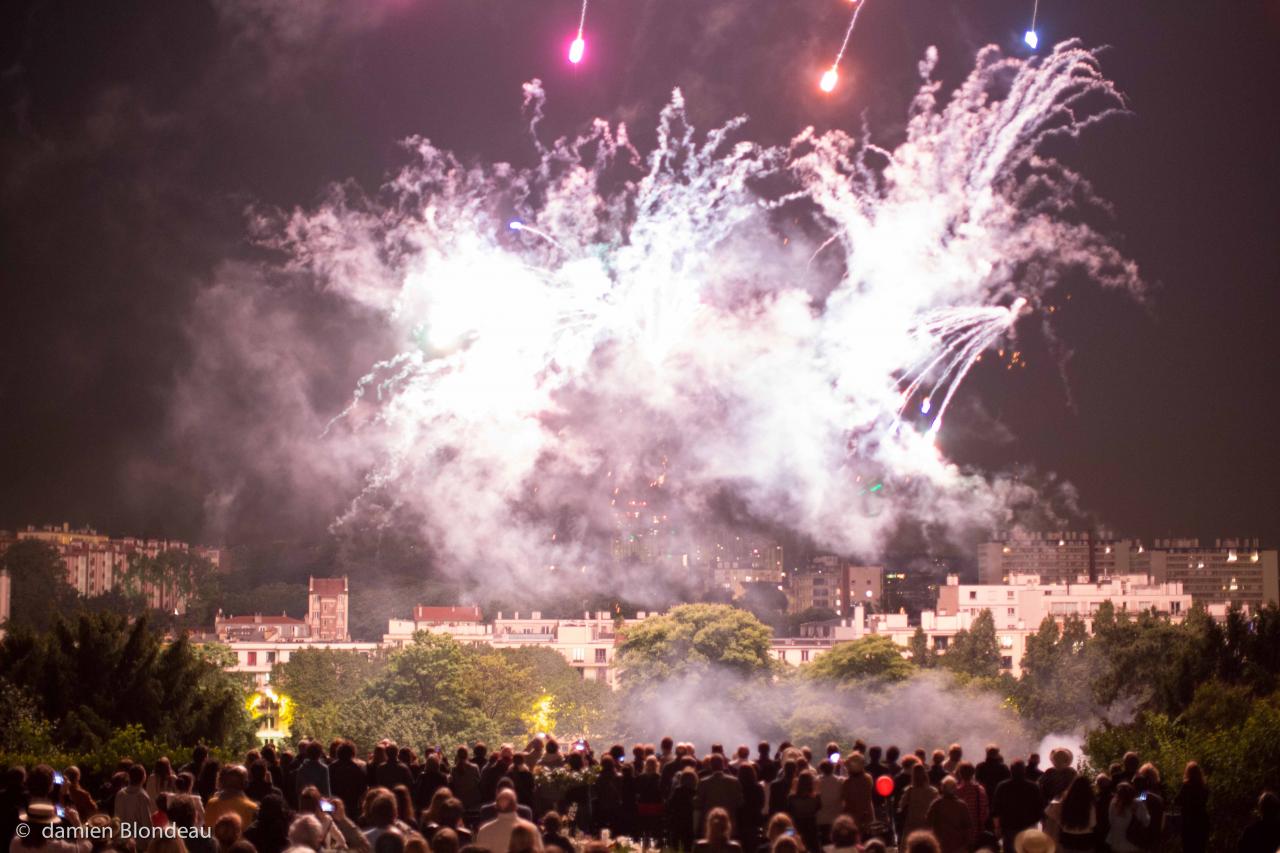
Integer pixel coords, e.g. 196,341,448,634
2,2,1278,583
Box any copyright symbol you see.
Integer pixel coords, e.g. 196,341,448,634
15,824,30,838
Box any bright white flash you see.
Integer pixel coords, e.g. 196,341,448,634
820,68,839,93
569,36,585,64
263,43,1139,593
1024,30,1039,49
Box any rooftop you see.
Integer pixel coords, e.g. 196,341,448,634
414,605,483,622
309,576,348,595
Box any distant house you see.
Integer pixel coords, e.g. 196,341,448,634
214,612,309,642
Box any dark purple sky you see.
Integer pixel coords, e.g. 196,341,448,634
1,0,1277,547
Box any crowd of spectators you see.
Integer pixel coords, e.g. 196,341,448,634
3,736,1278,853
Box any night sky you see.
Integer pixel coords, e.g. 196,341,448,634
2,0,1278,549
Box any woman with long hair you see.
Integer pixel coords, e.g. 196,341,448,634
759,814,796,853
393,786,418,831
196,761,222,804
897,764,939,837
419,789,454,838
1174,761,1210,853
736,762,766,853
593,755,621,836
1044,775,1095,850
667,768,699,851
1104,782,1150,853
695,808,744,853
786,772,821,853
147,758,178,802
635,755,664,847
243,793,291,853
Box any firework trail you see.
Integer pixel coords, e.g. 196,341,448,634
1026,0,1042,48
569,0,588,63
821,0,869,92
240,42,1138,596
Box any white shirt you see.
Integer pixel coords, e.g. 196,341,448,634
476,813,518,853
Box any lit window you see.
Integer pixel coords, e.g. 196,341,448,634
572,647,585,662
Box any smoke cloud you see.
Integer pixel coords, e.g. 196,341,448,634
178,42,1140,597
615,669,1041,760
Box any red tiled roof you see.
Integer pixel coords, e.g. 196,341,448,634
217,614,306,625
310,576,348,595
414,605,482,622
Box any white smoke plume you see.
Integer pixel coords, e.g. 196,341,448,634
614,669,1040,760
188,41,1139,596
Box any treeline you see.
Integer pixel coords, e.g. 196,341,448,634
273,634,614,750
0,611,255,770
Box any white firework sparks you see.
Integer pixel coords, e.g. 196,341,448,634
252,41,1139,595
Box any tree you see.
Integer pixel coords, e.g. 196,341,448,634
0,540,80,632
1014,614,1096,733
273,648,383,713
369,633,492,744
942,608,1001,680
294,695,440,753
1084,684,1280,849
215,576,307,622
908,627,935,668
493,646,613,738
0,612,252,752
616,604,775,687
806,635,914,684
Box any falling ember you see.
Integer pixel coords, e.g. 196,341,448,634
820,0,865,95
920,397,931,415
569,0,589,64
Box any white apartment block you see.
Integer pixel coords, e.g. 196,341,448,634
935,573,1193,631
790,571,1197,677
221,639,381,683
384,608,651,688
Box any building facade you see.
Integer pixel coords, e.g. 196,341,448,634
14,523,222,613
384,609,649,688
976,530,1138,585
1146,538,1278,609
787,570,1197,677
978,532,1277,608
788,557,882,615
306,576,350,641
221,639,380,681
935,573,1193,631
214,612,311,642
